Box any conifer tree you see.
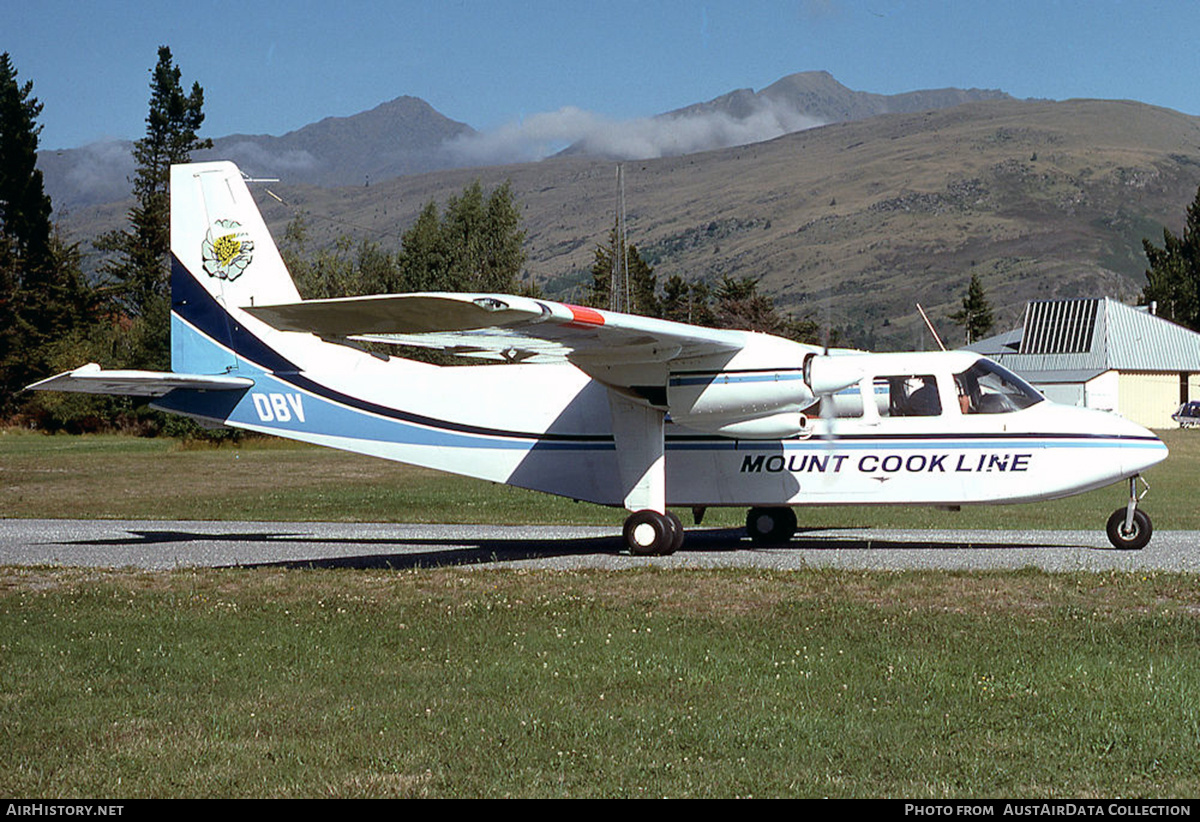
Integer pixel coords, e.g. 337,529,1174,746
96,46,211,369
395,179,525,294
713,276,787,335
0,53,51,270
1143,185,1200,331
0,53,92,415
948,273,995,344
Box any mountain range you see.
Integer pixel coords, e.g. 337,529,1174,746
39,71,1008,210
38,71,1200,351
663,70,1011,123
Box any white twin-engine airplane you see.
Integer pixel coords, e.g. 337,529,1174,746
31,161,1169,553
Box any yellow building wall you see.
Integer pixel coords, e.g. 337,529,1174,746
1118,372,1186,429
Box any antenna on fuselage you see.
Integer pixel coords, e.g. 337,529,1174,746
916,303,947,351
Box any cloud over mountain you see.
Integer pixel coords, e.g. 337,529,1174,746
442,100,826,165
439,70,1009,166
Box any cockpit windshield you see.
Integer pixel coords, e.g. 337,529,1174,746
953,359,1044,415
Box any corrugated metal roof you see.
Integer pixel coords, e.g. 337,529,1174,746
1103,298,1200,370
969,327,1022,356
968,298,1200,374
1019,299,1100,355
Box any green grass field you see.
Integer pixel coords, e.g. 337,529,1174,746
3,566,1199,798
2,427,1198,797
2,427,1197,530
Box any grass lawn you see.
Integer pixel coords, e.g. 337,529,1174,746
3,566,1199,798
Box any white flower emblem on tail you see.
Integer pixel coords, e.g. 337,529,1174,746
202,220,255,281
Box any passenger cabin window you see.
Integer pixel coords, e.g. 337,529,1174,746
878,375,941,417
954,360,1044,414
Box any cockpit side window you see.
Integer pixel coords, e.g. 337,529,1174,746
954,360,1044,414
878,375,941,417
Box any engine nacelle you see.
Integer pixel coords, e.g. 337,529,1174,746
803,353,864,396
662,336,865,440
666,367,816,438
670,410,814,439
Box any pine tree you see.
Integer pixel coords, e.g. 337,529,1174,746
479,181,525,293
96,46,211,369
660,275,691,323
0,53,51,270
660,275,719,327
948,273,995,344
396,179,525,294
1142,185,1200,331
0,52,47,411
587,235,613,309
397,201,450,292
0,53,93,415
714,276,788,335
709,275,821,342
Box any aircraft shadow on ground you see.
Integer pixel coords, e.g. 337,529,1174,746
59,526,1093,571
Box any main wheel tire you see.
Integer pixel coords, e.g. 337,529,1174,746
1106,508,1152,551
746,506,798,544
624,510,674,556
664,511,685,555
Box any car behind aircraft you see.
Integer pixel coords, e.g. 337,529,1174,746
29,162,1169,553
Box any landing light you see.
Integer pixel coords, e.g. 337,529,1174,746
473,297,509,311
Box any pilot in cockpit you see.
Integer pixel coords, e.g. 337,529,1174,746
955,375,974,414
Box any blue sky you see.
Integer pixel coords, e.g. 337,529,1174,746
5,0,1200,152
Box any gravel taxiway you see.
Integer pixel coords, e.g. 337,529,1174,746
1,519,1198,572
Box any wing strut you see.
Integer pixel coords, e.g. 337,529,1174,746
607,390,665,514
607,390,683,556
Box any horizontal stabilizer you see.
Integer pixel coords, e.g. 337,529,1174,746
26,363,254,397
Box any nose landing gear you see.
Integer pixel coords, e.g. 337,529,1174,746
1106,475,1153,551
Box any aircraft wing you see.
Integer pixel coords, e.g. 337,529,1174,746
244,292,749,366
26,363,254,397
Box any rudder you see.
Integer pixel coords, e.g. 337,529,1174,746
170,161,301,375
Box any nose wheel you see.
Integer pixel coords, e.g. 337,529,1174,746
1106,475,1153,550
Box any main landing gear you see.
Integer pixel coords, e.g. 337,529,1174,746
1105,475,1154,551
746,506,798,545
622,506,801,555
623,510,685,556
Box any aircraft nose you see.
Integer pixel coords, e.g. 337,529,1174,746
1118,419,1169,476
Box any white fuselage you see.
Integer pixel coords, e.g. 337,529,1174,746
160,315,1166,510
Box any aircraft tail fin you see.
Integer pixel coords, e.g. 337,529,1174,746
170,161,301,375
